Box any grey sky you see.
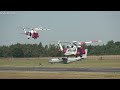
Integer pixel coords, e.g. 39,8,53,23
0,11,120,46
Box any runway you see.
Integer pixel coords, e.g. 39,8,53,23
0,67,120,72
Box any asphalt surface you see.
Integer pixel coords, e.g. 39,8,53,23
0,67,120,72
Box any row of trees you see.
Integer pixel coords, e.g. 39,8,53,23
0,42,63,57
86,40,120,55
0,40,120,57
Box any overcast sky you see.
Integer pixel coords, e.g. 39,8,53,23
0,11,120,46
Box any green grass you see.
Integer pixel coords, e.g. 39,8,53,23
0,71,120,79
0,57,120,68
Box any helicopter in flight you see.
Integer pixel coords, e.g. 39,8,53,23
49,40,102,64
22,27,50,39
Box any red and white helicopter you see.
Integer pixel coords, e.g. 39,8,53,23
22,27,50,39
49,40,102,64
58,40,102,56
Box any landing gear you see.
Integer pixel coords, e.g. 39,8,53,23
30,32,32,37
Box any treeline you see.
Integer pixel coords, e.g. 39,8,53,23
0,40,120,57
85,40,120,55
0,42,63,57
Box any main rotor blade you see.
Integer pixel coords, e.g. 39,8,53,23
79,40,102,45
34,27,50,31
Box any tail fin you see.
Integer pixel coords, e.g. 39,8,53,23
23,28,26,34
82,49,88,59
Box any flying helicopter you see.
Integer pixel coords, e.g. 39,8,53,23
21,27,50,39
49,40,102,64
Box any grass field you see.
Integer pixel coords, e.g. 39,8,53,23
0,71,120,79
0,57,120,68
0,57,120,79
